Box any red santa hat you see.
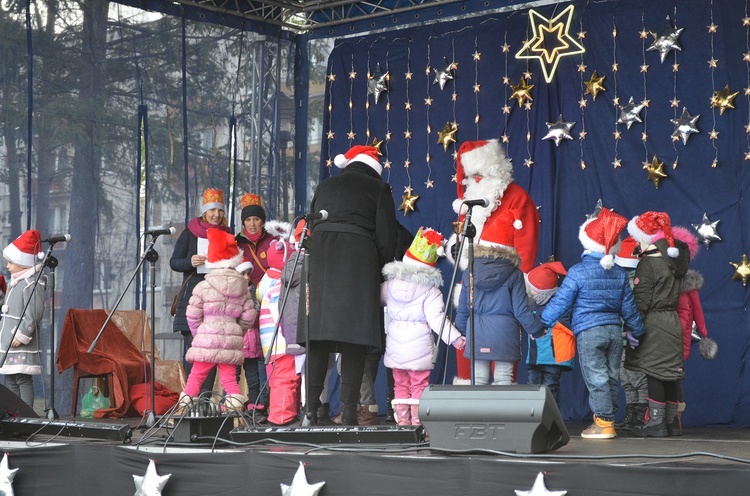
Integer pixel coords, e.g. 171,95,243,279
579,207,628,269
403,227,445,267
235,260,253,274
455,139,513,199
205,228,244,269
628,211,679,257
478,209,522,249
3,229,43,268
334,145,383,176
614,235,640,268
527,261,567,292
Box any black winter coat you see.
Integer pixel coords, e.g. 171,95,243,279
169,228,203,334
306,162,398,349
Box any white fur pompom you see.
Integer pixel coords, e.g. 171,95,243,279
600,254,615,269
334,154,347,168
436,245,445,258
513,219,523,230
699,337,718,360
452,198,466,215
667,246,679,258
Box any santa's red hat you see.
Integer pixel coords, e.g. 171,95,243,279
628,211,679,257
478,209,522,249
614,235,640,268
205,228,243,269
455,139,513,199
334,145,383,175
3,229,43,267
579,208,628,269
527,261,567,292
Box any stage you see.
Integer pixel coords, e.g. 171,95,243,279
0,414,748,496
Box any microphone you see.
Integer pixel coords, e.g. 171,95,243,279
304,210,329,221
144,226,176,236
462,198,490,208
42,234,71,244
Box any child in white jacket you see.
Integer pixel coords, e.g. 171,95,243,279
380,228,465,426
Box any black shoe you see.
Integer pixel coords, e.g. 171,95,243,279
341,404,359,426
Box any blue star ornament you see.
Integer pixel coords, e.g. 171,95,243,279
0,453,18,496
515,472,567,496
281,462,325,496
133,459,171,496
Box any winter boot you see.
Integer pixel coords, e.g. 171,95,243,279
632,399,668,437
666,401,682,436
581,416,616,439
615,404,636,429
174,393,193,416
410,400,421,426
316,403,334,426
385,397,397,424
223,394,246,414
392,399,412,426
628,403,648,430
340,404,359,426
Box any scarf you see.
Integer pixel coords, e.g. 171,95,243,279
10,265,41,287
244,227,263,243
187,217,231,238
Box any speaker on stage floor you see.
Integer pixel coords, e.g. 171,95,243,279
419,384,569,454
0,384,38,419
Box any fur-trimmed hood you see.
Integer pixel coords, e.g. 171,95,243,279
473,244,521,267
680,268,704,293
382,260,443,287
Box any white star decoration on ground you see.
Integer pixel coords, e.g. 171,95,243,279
133,459,171,496
515,472,567,496
0,454,18,496
281,462,325,496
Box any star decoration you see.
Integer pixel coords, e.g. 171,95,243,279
578,98,587,108
383,160,391,168
577,63,587,72
524,101,533,110
612,158,622,168
437,122,458,151
369,137,383,155
404,130,412,139
709,129,719,140
744,52,750,62
515,472,568,496
515,5,586,83
502,43,510,52
502,104,511,114
404,101,412,110
639,29,650,39
524,158,534,167
640,64,649,73
708,58,718,68
503,75,511,84
349,71,357,79
0,453,18,496
612,62,619,72
613,130,621,140
641,132,648,141
578,30,586,39
366,70,389,104
473,84,481,92
510,78,534,107
730,254,750,286
542,115,575,146
524,71,533,79
501,134,510,143
744,17,750,26
326,131,334,139
671,107,700,145
327,74,335,82
473,51,481,61
405,71,412,79
692,213,721,249
133,460,171,496
399,191,419,215
584,70,606,101
644,155,667,189
672,63,680,72
404,185,413,194
710,85,739,115
586,199,603,220
708,23,718,33
433,61,455,90
425,179,434,188
617,97,645,130
404,159,411,168
670,98,680,108
281,462,325,496
647,16,684,63
347,131,356,140
579,130,587,139
325,159,332,167
424,97,433,106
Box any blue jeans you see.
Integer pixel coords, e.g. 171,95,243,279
527,365,563,406
577,325,623,421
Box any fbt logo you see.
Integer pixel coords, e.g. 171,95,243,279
453,423,506,440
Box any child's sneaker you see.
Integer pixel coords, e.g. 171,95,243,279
581,416,616,439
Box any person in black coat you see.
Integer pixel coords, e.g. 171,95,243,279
304,145,398,425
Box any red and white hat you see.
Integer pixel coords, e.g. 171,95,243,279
3,229,43,267
334,145,383,176
205,228,243,269
527,261,567,292
614,235,640,268
628,211,679,258
579,207,628,269
202,188,226,215
403,227,445,267
235,260,253,274
455,139,513,199
478,209,522,249
267,239,295,271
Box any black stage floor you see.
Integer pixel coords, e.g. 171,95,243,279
0,414,748,495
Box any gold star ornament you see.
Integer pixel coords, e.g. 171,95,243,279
644,155,667,189
369,137,384,155
398,191,419,215
437,122,458,151
710,85,739,115
730,254,750,286
510,77,534,107
584,70,606,101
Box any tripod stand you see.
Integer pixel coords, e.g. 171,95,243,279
88,234,163,427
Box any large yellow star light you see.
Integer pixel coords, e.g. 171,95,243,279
515,5,586,83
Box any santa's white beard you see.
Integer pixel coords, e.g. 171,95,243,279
462,176,510,235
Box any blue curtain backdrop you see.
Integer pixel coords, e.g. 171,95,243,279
318,0,750,426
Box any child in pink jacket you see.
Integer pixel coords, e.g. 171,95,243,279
381,228,465,426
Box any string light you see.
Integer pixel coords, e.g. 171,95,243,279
611,16,621,169
708,0,719,168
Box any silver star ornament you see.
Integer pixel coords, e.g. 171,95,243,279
0,453,18,496
692,213,721,249
542,115,575,146
647,16,684,63
281,462,325,496
671,107,700,145
133,459,171,496
367,70,389,104
433,61,455,90
617,97,645,130
515,472,568,496
586,199,604,220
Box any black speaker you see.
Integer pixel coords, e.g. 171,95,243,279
0,384,38,419
419,384,569,454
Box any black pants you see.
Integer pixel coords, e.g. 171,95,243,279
646,375,680,403
308,340,366,410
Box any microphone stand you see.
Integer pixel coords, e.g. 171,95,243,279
87,234,161,427
431,205,478,385
0,241,59,416
46,254,59,419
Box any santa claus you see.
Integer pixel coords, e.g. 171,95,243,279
448,139,540,383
